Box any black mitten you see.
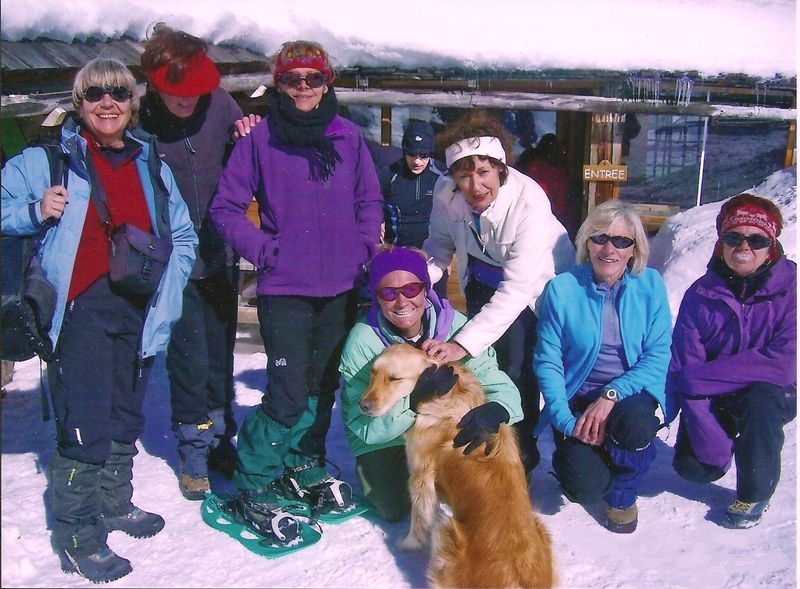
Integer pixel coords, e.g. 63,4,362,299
453,402,510,455
409,364,458,412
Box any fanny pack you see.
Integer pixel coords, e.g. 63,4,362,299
86,156,172,296
109,222,173,295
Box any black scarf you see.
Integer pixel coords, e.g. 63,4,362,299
139,91,211,143
709,255,775,301
266,87,342,182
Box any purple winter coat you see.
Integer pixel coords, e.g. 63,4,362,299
210,115,382,297
669,256,797,469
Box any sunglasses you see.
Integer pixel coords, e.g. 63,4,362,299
720,231,773,250
375,282,425,302
589,233,635,249
406,153,431,160
83,86,132,103
276,72,328,89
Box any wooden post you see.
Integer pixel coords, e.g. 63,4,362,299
784,119,797,168
381,105,392,146
586,112,626,213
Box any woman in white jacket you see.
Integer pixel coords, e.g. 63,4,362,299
422,112,574,473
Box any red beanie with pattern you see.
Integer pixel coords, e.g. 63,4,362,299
714,193,783,262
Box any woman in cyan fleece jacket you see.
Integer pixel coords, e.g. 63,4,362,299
209,40,382,547
534,200,673,534
339,246,522,521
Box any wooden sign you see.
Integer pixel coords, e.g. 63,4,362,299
583,160,628,182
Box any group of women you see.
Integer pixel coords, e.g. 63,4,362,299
0,28,795,584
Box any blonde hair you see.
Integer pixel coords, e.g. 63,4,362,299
72,57,140,127
575,200,650,275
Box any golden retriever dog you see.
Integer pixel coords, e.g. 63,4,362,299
360,343,556,589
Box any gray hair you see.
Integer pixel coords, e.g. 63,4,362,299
72,57,140,127
575,200,650,275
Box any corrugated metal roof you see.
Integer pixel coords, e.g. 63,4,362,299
1,37,268,94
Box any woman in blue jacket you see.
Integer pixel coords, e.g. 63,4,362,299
1,58,196,583
534,200,672,534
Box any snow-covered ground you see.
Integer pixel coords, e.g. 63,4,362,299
1,168,796,588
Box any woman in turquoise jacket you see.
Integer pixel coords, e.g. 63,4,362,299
1,58,196,583
534,200,672,534
340,245,522,521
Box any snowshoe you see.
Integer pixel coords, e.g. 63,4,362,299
201,493,321,558
281,474,370,524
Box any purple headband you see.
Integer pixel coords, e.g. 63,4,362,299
367,247,432,296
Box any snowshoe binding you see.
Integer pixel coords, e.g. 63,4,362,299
281,462,370,524
201,492,321,558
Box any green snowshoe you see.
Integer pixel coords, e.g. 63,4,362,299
201,493,322,558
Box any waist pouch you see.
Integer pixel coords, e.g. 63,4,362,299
467,254,504,289
109,223,172,295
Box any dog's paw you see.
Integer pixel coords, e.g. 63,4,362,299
397,534,424,552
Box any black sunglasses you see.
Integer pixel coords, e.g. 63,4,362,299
589,233,635,249
720,231,773,250
276,72,328,89
83,86,132,103
376,282,425,302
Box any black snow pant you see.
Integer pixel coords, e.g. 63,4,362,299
551,393,660,510
167,265,238,431
167,266,238,478
673,382,797,503
234,291,356,492
465,278,539,473
47,276,153,556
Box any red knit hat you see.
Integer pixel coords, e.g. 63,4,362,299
272,43,334,85
146,52,220,97
714,193,783,262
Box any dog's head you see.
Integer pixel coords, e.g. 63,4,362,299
360,344,435,416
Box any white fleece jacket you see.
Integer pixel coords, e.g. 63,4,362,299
423,167,575,357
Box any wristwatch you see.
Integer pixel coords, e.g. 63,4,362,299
601,388,619,402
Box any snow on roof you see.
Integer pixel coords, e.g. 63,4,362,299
0,0,796,79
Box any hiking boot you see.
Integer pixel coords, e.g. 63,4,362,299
605,502,638,534
59,546,132,583
208,440,239,479
180,474,210,501
723,499,769,529
230,492,301,547
101,507,165,538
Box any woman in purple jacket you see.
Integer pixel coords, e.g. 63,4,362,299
670,193,796,529
209,40,382,547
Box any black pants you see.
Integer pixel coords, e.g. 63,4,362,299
465,278,539,471
552,393,660,509
257,292,357,428
673,382,796,502
48,276,153,464
167,266,238,436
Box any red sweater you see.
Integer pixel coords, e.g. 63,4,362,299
68,133,153,301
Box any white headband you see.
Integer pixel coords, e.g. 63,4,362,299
444,136,507,168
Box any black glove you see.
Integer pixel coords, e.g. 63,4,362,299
453,402,510,455
409,364,458,412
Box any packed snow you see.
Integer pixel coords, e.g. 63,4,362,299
1,167,796,588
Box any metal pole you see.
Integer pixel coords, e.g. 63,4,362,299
695,92,711,207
